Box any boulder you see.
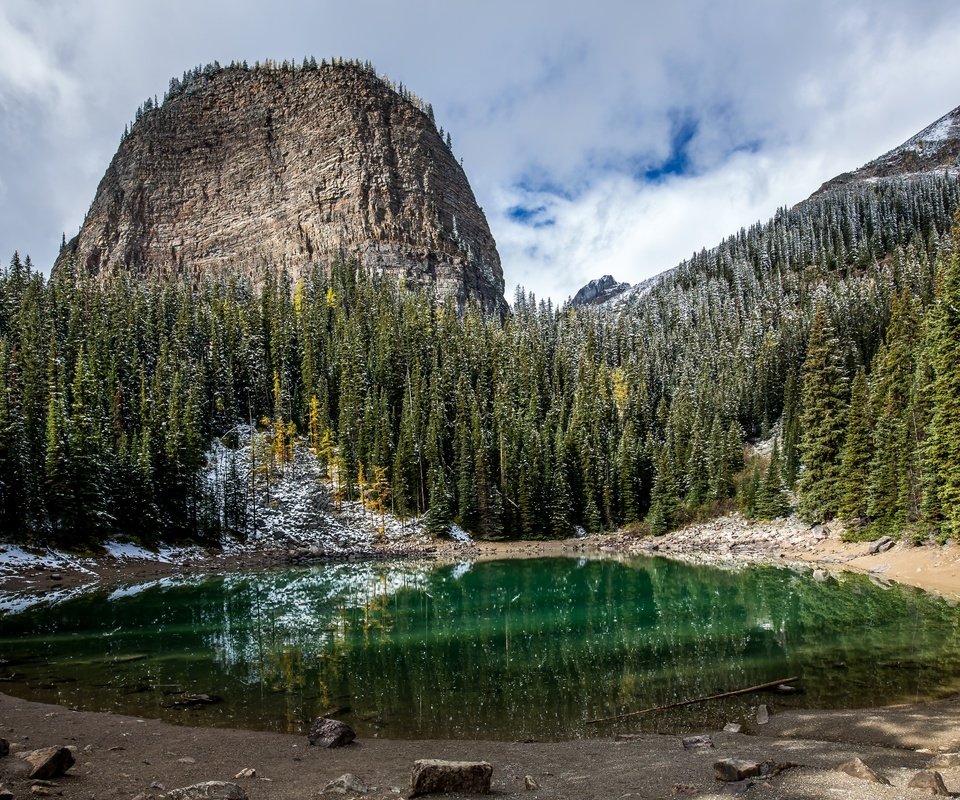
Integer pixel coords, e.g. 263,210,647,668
906,770,950,795
322,774,370,795
21,747,75,780
409,759,493,797
164,782,248,800
868,536,895,555
834,757,890,785
308,717,356,748
927,752,960,768
714,759,761,782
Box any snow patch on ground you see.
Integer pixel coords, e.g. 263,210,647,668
206,428,434,555
447,524,472,543
102,541,205,563
0,544,98,576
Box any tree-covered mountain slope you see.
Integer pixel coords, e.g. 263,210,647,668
2,105,960,548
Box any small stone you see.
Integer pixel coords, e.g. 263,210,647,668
927,752,960,768
719,781,754,796
682,735,714,752
21,747,75,780
31,787,60,797
714,759,761,782
524,775,540,790
49,573,62,581
722,723,742,734
410,759,492,797
812,569,828,581
906,770,950,795
234,768,256,779
774,684,798,694
164,781,248,800
835,757,890,785
307,717,356,748
755,704,769,725
672,785,699,796
151,782,166,790
176,757,196,764
322,774,369,794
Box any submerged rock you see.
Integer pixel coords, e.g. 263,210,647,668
409,759,492,797
308,717,356,748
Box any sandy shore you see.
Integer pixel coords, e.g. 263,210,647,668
1,691,958,800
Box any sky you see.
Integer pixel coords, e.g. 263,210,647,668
2,1,960,303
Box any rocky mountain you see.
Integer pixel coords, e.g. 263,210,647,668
814,103,960,195
56,61,505,312
570,274,631,307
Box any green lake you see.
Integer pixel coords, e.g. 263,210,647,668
1,556,958,740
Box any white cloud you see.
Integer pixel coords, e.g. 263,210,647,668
1,0,960,302
0,4,77,114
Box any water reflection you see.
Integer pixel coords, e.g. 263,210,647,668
0,557,958,740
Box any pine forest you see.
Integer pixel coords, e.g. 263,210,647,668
2,173,960,549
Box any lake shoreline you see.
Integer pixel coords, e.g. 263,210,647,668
1,690,958,799
2,513,959,602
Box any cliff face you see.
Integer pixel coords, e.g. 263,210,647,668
58,63,505,311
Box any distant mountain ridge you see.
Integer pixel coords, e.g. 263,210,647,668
580,101,960,308
570,275,631,307
813,103,960,196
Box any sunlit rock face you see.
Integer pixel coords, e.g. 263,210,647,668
57,63,505,312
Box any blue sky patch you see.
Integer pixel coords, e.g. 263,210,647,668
507,203,556,228
642,116,698,182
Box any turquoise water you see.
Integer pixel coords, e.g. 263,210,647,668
1,556,958,740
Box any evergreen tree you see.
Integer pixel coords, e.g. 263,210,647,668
838,369,872,523
925,240,960,534
797,306,848,522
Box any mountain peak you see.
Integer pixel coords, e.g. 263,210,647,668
56,61,505,312
813,103,960,196
570,275,631,307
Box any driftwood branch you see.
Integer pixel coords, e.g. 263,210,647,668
586,676,800,725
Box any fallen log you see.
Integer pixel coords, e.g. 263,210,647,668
586,676,800,725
